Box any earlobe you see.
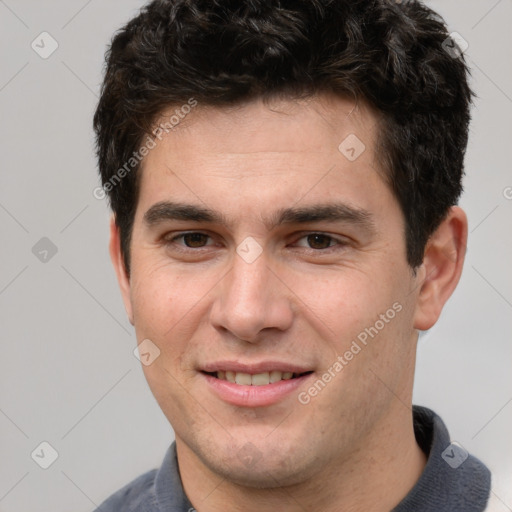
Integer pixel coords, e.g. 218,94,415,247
109,216,134,325
413,206,468,331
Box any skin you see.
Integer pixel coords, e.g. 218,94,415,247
109,94,468,511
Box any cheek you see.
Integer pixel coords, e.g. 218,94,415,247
130,260,209,337
310,269,413,375
296,270,392,334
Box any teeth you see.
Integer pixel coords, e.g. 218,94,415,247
215,370,302,385
269,370,282,383
235,372,252,385
251,372,270,386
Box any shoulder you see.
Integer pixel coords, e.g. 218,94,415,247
393,406,492,512
94,468,159,512
93,443,193,512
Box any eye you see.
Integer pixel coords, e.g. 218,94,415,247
294,233,345,251
162,231,347,255
165,232,213,249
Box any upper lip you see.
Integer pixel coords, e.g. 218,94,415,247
200,361,313,374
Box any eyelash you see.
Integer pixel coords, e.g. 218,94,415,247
163,231,347,254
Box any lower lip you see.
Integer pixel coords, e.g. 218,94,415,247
202,372,313,407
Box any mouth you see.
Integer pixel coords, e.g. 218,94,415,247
202,370,314,386
200,365,315,407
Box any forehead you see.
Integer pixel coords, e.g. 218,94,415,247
151,94,378,157
136,94,389,222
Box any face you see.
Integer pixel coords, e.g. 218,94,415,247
113,95,427,487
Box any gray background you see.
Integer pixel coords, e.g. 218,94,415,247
0,1,511,510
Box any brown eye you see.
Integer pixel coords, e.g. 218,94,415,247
164,232,213,250
181,233,209,248
306,234,335,250
292,232,347,254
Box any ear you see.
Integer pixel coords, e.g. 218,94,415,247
413,206,468,331
109,216,134,325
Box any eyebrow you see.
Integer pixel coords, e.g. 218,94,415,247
143,200,375,233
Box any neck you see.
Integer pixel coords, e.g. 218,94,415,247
176,403,427,512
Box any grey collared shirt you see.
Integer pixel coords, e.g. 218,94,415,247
94,406,491,511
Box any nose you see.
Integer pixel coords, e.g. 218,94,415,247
209,250,294,343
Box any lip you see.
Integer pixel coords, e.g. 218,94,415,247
201,371,314,408
200,360,312,374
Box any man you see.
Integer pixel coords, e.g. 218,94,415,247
92,0,491,510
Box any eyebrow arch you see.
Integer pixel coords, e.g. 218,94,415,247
143,200,375,233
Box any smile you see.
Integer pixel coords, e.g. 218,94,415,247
200,365,315,407
204,370,313,386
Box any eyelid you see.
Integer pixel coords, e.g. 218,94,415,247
164,231,215,246
163,230,348,251
292,232,347,249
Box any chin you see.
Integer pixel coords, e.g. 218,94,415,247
198,436,314,489
211,458,307,489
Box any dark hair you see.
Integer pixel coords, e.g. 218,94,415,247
93,0,473,273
